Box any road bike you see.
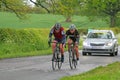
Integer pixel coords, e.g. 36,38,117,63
68,42,78,69
49,42,62,70
66,35,78,69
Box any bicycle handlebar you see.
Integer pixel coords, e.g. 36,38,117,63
48,41,62,47
66,35,79,38
50,42,62,44
66,35,75,37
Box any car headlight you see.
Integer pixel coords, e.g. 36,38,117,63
83,42,89,46
106,42,113,46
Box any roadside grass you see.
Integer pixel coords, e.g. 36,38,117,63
0,28,52,59
0,12,109,28
0,49,52,59
61,62,120,80
0,28,69,59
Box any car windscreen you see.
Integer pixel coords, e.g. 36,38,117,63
87,32,112,39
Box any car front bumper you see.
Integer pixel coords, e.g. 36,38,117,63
82,48,114,53
82,46,114,53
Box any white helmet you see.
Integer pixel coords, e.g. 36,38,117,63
69,24,76,30
55,23,61,30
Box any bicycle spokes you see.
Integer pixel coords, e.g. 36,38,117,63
69,49,77,69
52,49,62,70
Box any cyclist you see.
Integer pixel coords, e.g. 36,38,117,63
48,23,66,62
66,24,80,60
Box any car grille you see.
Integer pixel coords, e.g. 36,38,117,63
86,49,108,51
90,43,105,46
84,49,113,52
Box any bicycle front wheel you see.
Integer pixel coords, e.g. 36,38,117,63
52,53,57,70
69,49,74,69
73,52,77,69
57,54,62,70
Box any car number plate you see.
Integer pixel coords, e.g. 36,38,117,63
92,46,101,49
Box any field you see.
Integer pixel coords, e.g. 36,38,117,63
0,12,109,28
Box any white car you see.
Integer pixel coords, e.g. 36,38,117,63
82,30,118,56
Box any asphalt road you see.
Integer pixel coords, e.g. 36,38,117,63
0,47,120,80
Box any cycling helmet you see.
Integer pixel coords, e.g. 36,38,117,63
69,24,76,30
54,23,61,30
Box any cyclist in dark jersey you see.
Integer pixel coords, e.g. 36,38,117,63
48,23,66,62
66,24,80,60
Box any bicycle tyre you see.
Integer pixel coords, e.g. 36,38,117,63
52,51,57,70
57,49,62,70
73,52,77,69
69,49,74,69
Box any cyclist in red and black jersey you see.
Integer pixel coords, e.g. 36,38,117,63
48,23,66,62
66,24,80,60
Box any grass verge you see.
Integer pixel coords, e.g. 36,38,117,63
61,62,120,80
0,48,52,59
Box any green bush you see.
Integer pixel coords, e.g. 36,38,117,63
109,27,120,34
0,28,49,54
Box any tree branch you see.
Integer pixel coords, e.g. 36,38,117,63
30,0,50,13
2,0,25,19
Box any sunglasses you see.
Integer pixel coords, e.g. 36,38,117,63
70,29,75,31
55,28,60,30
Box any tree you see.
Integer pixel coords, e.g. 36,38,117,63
56,0,79,22
86,0,120,27
29,0,61,14
30,0,80,22
0,0,27,19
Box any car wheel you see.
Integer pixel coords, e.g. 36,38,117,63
115,50,118,56
88,53,92,56
82,52,87,56
110,52,115,56
110,46,116,56
115,47,118,56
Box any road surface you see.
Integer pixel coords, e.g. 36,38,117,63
0,47,120,80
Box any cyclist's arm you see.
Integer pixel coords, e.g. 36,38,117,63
60,27,65,36
65,30,69,40
61,28,66,44
61,31,65,36
75,30,80,43
49,28,54,38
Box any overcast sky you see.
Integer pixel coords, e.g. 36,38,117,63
27,0,36,7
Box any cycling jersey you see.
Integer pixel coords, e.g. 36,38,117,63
49,27,66,44
66,29,80,42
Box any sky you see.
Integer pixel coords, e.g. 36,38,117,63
26,0,36,7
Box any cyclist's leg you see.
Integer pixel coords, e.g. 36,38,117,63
75,43,79,60
60,40,65,62
60,44,64,62
52,40,57,52
68,39,73,52
60,44,64,55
